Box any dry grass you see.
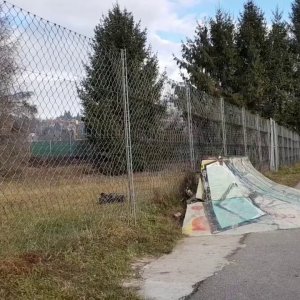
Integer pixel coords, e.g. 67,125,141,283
0,207,183,299
0,164,183,216
264,163,300,187
0,164,186,299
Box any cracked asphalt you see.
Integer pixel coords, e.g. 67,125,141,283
188,229,300,300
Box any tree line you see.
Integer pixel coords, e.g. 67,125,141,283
2,0,299,176
78,1,300,174
176,0,300,132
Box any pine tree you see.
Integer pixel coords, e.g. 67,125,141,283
175,22,216,95
209,9,237,103
78,4,165,174
290,0,300,132
235,0,268,111
265,8,295,122
176,10,237,102
291,0,300,51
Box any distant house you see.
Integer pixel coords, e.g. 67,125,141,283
34,118,86,141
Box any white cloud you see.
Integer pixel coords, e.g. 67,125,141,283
9,0,192,36
3,0,217,118
150,33,182,79
9,0,214,79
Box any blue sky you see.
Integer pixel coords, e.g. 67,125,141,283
158,0,293,43
195,1,290,21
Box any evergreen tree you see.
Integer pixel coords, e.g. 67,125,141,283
265,8,295,122
209,9,237,103
175,10,237,101
291,0,300,51
78,4,165,174
58,111,72,120
176,0,300,132
235,0,268,111
290,0,300,132
175,22,216,95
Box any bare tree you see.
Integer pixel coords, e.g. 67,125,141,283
0,9,36,178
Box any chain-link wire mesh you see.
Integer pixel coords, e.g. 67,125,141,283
244,110,260,166
0,0,300,235
190,87,223,162
0,1,132,235
125,58,191,216
224,101,244,157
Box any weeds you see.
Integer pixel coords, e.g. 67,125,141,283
264,163,300,187
0,171,188,299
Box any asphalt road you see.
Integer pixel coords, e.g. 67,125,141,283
188,229,300,300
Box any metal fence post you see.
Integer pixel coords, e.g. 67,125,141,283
290,130,292,165
267,118,271,169
294,132,297,163
220,98,227,157
296,133,300,162
270,119,279,171
270,118,275,171
186,84,195,171
256,114,262,166
296,133,298,162
297,133,300,162
284,129,286,166
287,129,290,165
277,126,281,167
121,49,136,224
288,129,291,165
274,121,279,171
294,132,296,163
242,107,247,157
291,131,294,164
293,132,295,164
281,127,285,166
290,131,293,164
284,129,290,165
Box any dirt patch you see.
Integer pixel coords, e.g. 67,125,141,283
0,251,50,276
20,251,50,265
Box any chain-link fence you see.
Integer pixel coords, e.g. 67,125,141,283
0,1,300,229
